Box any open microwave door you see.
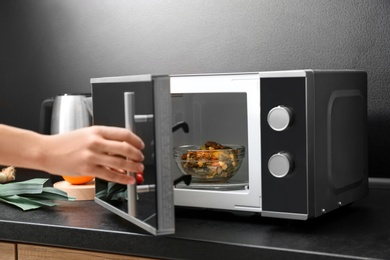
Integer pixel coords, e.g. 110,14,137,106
91,75,174,235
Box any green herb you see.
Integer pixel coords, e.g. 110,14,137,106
0,178,75,211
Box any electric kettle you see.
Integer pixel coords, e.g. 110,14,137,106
39,93,92,135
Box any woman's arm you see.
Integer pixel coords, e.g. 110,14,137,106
0,124,144,185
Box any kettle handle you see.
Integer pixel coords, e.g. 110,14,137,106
39,98,54,134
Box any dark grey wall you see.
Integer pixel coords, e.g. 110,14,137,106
1,0,389,177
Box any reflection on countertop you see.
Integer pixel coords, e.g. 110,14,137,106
1,169,390,259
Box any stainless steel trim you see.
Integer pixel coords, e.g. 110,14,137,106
137,184,156,193
124,92,136,131
369,177,390,189
153,76,175,234
258,70,308,78
262,211,308,220
134,114,154,123
95,198,160,235
90,74,152,84
304,70,315,218
124,92,137,217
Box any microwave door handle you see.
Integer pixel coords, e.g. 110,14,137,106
124,92,137,217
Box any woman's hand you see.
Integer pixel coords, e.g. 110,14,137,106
39,126,145,185
0,124,144,185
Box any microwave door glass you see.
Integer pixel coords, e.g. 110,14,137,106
92,76,174,236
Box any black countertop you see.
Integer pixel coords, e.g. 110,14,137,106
0,176,389,259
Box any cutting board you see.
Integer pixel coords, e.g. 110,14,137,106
54,180,95,201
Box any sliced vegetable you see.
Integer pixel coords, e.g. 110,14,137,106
0,178,75,211
0,178,47,197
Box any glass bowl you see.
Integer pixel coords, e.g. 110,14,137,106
173,144,245,183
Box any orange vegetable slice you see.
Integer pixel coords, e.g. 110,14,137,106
62,176,94,185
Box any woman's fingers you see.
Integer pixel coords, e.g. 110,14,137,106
89,126,145,162
105,140,144,163
94,166,136,185
96,153,144,173
94,126,145,150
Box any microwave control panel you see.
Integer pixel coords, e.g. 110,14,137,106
260,76,308,217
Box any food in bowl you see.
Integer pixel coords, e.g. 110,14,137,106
174,141,245,182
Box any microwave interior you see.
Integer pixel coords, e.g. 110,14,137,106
171,92,249,186
171,74,262,212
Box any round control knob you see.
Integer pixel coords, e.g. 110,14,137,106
267,106,293,131
268,152,293,178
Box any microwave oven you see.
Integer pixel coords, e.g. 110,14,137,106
91,70,368,235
